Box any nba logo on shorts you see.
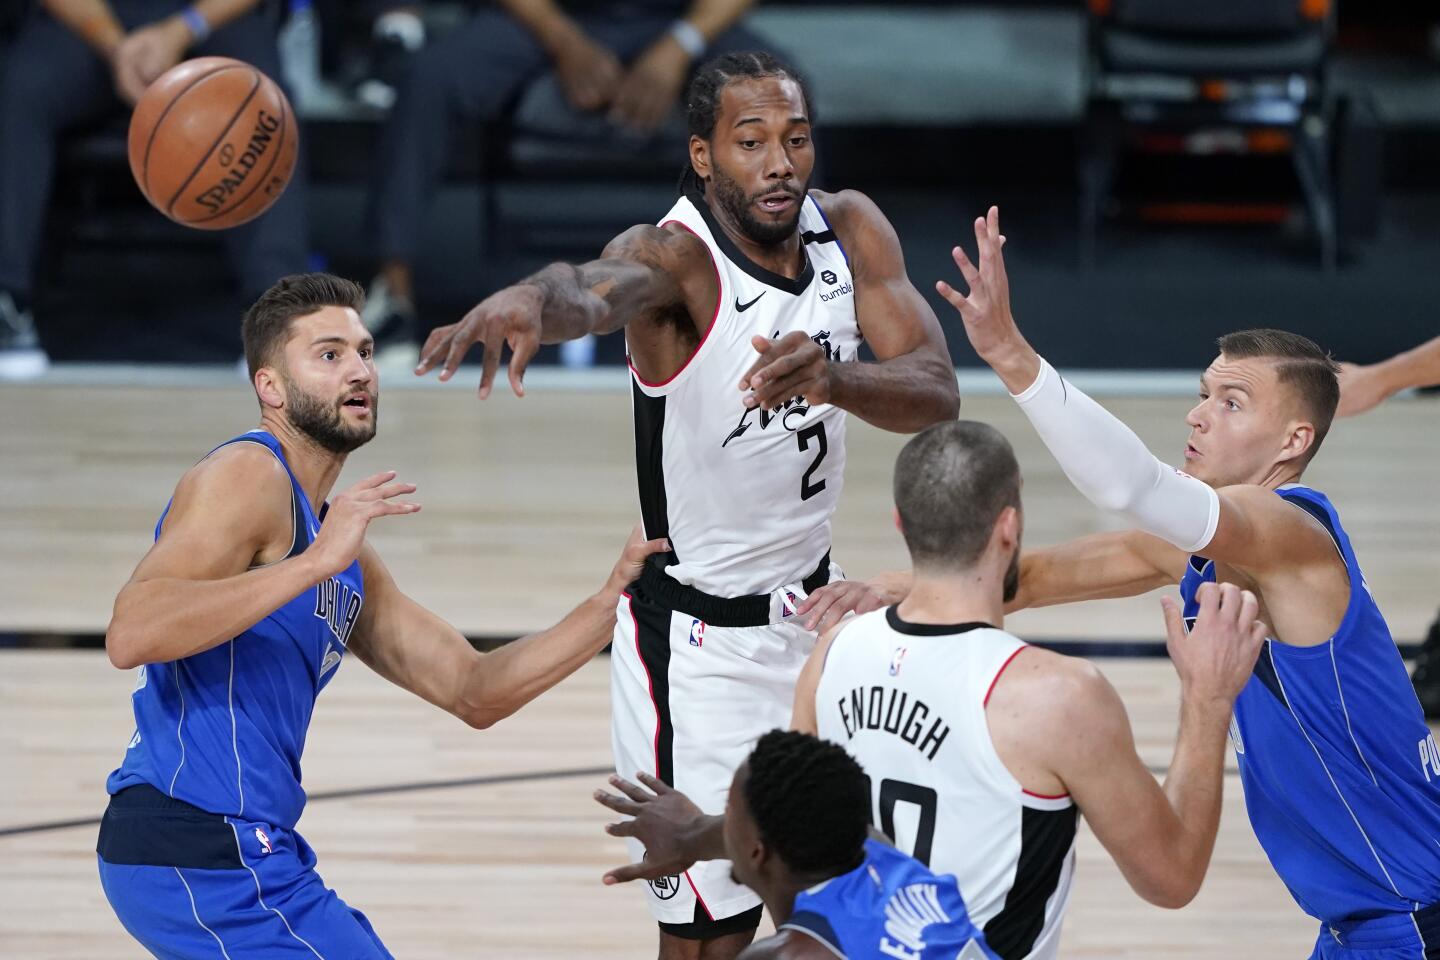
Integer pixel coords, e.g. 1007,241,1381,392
254,827,273,855
689,619,705,648
781,590,801,619
889,646,908,676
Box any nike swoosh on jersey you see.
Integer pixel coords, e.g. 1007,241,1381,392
735,292,766,312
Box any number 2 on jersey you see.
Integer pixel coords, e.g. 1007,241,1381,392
798,423,828,501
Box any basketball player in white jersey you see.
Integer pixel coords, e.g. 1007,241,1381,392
414,51,959,960
593,420,1268,960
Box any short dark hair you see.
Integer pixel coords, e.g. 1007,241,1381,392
894,420,1021,570
743,730,869,877
1216,328,1339,465
241,273,365,378
680,51,814,195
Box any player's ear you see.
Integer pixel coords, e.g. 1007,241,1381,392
994,506,1020,551
892,508,903,534
1278,420,1315,466
690,134,711,182
254,366,285,410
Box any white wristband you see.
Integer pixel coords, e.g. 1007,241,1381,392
1013,357,1220,554
668,20,706,59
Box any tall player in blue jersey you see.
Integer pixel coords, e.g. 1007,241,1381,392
928,209,1440,958
97,273,665,959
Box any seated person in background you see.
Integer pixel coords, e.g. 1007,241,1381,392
0,0,308,380
362,0,782,365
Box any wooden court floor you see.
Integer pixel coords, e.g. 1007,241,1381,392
2,378,1436,958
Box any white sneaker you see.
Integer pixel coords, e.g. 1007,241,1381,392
0,291,49,381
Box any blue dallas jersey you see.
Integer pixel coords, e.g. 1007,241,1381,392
106,430,364,831
1181,484,1440,924
781,839,997,959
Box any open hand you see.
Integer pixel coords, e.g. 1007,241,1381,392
934,207,1039,392
309,471,420,579
593,772,707,885
795,579,887,633
415,285,545,399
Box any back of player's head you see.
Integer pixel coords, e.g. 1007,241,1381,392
894,420,1022,570
1217,328,1339,465
680,51,813,194
242,273,365,379
741,730,869,877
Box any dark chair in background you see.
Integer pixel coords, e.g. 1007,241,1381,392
1079,0,1344,269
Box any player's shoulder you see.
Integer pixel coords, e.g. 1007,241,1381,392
808,188,888,231
988,644,1117,730
604,221,712,272
168,440,292,525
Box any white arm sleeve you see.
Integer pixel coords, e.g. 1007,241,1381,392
1012,358,1221,553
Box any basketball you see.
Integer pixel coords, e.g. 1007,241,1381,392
127,57,298,231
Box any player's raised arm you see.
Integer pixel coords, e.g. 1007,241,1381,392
999,581,1265,908
738,189,959,432
347,526,667,729
415,223,718,398
105,447,418,670
936,206,1337,581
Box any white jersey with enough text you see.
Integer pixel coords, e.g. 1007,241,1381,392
815,607,1077,960
630,188,862,597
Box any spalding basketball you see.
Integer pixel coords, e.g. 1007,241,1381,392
128,57,298,230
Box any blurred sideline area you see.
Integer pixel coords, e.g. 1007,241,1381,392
1,0,1437,377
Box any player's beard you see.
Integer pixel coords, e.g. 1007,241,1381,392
285,377,377,454
1002,545,1020,605
708,162,805,246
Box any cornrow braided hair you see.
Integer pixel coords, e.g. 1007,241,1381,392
678,51,814,196
743,730,869,876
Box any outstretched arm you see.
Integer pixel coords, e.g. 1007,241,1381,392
739,190,959,433
937,207,1336,577
348,527,667,729
1337,334,1440,417
415,224,717,398
996,582,1265,908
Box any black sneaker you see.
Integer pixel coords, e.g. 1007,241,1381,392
361,275,419,373
0,290,48,381
1410,609,1440,719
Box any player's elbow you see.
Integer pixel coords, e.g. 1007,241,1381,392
1135,869,1203,910
459,706,503,730
105,622,145,670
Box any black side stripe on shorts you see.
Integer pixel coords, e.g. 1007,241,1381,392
983,805,1077,959
631,596,676,786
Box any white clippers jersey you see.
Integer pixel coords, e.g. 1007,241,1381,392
815,608,1077,960
630,190,862,597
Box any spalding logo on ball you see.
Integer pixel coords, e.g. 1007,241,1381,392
128,57,298,230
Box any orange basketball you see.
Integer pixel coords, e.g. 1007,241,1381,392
128,57,298,231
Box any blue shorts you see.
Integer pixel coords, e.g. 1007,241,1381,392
97,784,392,959
1307,906,1440,960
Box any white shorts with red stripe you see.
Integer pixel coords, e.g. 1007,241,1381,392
610,561,837,926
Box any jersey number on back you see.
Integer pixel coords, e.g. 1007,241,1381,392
864,774,939,865
799,423,828,501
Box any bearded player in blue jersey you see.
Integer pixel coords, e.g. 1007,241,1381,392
829,209,1440,959
97,273,665,959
